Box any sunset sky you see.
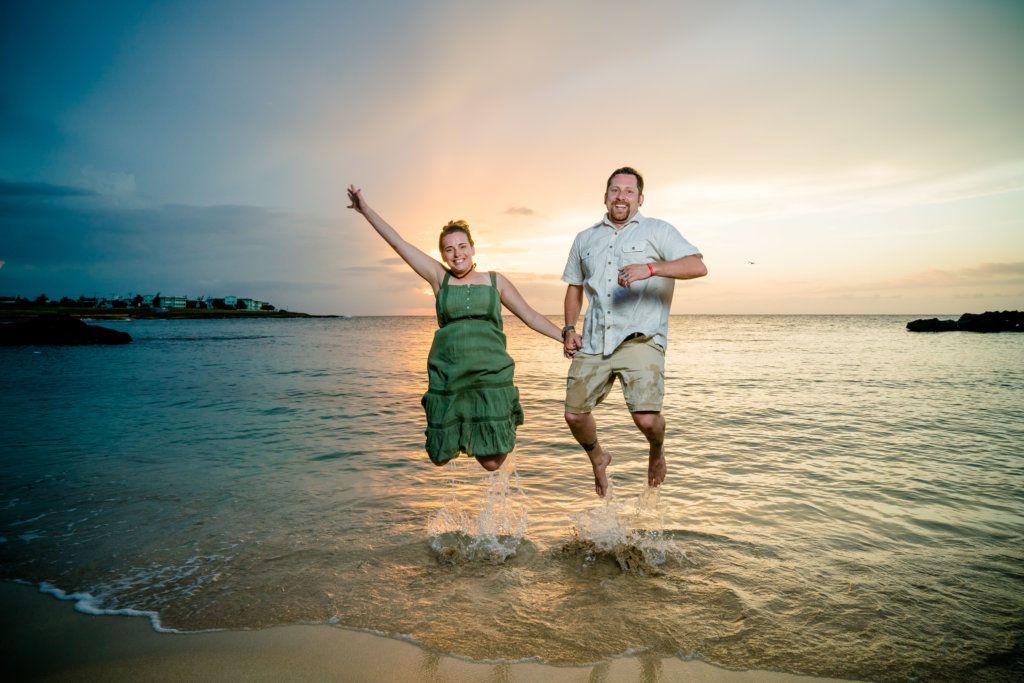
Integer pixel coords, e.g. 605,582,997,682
2,0,1022,315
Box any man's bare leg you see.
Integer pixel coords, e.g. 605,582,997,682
565,411,612,497
632,411,666,487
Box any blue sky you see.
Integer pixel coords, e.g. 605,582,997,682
2,0,1022,314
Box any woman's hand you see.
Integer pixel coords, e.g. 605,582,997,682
347,185,367,214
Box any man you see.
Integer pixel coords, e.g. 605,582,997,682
561,167,707,497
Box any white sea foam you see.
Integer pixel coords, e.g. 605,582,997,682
568,485,681,570
38,582,178,633
30,552,232,635
427,453,529,563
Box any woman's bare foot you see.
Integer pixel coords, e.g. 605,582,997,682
588,447,612,497
648,450,666,488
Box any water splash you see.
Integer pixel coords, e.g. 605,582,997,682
427,453,528,564
563,484,679,574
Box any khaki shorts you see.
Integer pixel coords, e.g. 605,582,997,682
565,335,665,413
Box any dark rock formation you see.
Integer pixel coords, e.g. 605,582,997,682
907,318,958,332
0,315,132,345
956,311,1024,333
907,310,1023,333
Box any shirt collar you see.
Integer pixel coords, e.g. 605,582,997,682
601,211,644,231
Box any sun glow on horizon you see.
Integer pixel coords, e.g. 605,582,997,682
1,1,1022,315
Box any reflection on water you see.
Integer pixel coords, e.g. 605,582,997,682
1,315,1023,682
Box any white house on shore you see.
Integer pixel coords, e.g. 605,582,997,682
160,295,188,309
237,298,268,311
41,292,276,311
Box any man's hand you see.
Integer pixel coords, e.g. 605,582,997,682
563,331,582,358
618,263,654,288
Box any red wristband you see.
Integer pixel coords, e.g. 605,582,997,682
647,263,655,277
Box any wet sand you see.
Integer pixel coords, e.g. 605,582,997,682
1,582,855,682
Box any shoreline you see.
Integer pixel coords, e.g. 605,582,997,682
0,308,334,320
1,581,856,682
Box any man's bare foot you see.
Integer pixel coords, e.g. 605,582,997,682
648,451,666,488
588,447,612,497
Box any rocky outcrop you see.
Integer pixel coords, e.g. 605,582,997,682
907,310,1023,333
907,318,959,332
0,315,132,345
956,311,1024,333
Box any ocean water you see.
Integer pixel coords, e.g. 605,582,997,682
1,315,1022,681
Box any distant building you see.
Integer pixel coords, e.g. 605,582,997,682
71,291,277,311
161,296,187,309
238,298,266,311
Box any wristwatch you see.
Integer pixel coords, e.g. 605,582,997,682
561,325,576,339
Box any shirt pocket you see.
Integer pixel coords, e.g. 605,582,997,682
580,247,597,277
619,241,652,266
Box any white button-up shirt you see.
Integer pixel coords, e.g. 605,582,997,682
562,213,700,356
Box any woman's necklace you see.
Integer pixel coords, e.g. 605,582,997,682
451,264,476,280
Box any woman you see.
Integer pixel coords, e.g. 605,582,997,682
347,185,566,471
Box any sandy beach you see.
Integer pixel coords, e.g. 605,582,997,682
1,582,855,682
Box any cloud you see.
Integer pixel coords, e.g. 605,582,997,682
0,189,356,297
960,262,1024,277
504,206,535,216
659,161,1024,228
791,261,1024,299
889,262,1024,289
0,180,94,197
79,166,136,196
0,187,453,313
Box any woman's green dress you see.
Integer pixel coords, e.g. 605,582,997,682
422,271,523,464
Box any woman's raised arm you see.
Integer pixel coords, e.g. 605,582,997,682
347,185,446,292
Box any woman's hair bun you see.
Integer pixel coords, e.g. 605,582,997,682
442,219,470,231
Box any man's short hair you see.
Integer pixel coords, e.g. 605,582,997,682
606,167,644,195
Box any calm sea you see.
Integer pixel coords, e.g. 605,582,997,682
1,315,1021,681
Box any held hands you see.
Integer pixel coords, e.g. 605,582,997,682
563,331,582,359
618,263,654,288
